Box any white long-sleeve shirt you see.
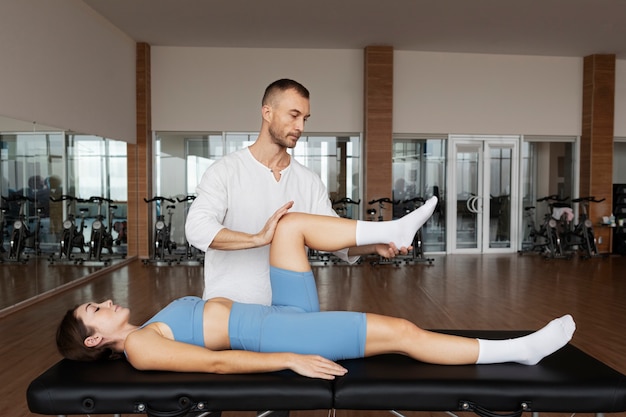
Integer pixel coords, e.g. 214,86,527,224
185,147,353,305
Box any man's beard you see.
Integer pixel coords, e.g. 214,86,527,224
269,125,300,149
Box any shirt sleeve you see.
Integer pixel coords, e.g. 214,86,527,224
185,164,228,252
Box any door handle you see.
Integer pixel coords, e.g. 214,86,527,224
466,196,482,214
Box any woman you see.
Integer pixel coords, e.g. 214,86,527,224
57,197,575,380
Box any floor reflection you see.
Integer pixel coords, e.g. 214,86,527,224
0,256,128,313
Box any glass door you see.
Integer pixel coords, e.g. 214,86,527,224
447,136,519,253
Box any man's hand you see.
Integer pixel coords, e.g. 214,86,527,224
375,242,412,259
253,201,294,247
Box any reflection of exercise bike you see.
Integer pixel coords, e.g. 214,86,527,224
49,195,88,261
143,196,179,264
88,196,115,263
9,196,31,263
2,195,42,263
398,197,434,265
0,202,7,256
177,195,204,264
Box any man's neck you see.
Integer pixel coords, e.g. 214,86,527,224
249,138,291,172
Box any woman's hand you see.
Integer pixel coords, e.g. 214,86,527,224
254,201,294,246
287,353,348,380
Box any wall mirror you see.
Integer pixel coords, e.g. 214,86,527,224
0,115,127,313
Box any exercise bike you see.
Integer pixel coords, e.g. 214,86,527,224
367,197,401,266
521,195,571,259
0,202,8,258
561,196,605,259
1,194,42,263
87,196,116,264
143,196,180,265
332,197,361,219
0,199,9,253
308,197,363,266
176,195,204,265
48,195,88,264
397,197,434,265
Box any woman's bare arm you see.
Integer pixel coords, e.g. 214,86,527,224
124,327,346,379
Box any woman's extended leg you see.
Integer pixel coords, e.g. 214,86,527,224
270,196,438,272
364,313,575,365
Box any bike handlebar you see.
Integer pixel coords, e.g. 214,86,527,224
368,197,396,205
176,195,197,203
144,196,176,204
571,196,606,203
1,194,34,202
332,197,361,205
402,196,426,204
536,194,569,203
50,195,86,203
89,196,114,204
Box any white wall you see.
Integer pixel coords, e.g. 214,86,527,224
394,51,583,136
152,47,598,137
151,47,364,133
0,0,136,143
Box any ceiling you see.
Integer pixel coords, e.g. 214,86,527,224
81,0,626,59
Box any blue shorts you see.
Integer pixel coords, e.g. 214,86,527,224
228,267,367,361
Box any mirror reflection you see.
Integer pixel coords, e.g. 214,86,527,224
0,117,127,312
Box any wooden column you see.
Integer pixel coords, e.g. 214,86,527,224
364,46,394,220
580,54,615,253
127,42,152,258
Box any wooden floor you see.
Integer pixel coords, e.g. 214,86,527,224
2,253,626,417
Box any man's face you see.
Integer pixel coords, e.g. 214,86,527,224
266,88,310,149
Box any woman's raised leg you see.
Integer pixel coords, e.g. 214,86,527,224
270,196,438,272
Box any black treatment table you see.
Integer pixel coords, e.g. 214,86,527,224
27,330,626,417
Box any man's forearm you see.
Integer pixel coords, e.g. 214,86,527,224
208,228,265,251
347,244,378,257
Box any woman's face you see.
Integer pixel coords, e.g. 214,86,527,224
75,299,130,337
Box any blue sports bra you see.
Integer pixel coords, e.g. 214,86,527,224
141,296,206,346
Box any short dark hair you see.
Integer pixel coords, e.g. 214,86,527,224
56,307,120,362
262,79,310,106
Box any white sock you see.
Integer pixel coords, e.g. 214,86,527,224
355,196,438,248
476,315,576,365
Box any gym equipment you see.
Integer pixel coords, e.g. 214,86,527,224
1,194,42,263
308,198,362,266
397,197,434,265
519,195,571,259
176,195,204,265
367,197,401,266
86,196,123,265
561,196,605,259
48,195,88,264
143,196,180,265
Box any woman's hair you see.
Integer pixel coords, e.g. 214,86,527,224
56,307,120,361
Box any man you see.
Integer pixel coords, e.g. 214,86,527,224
186,79,404,306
